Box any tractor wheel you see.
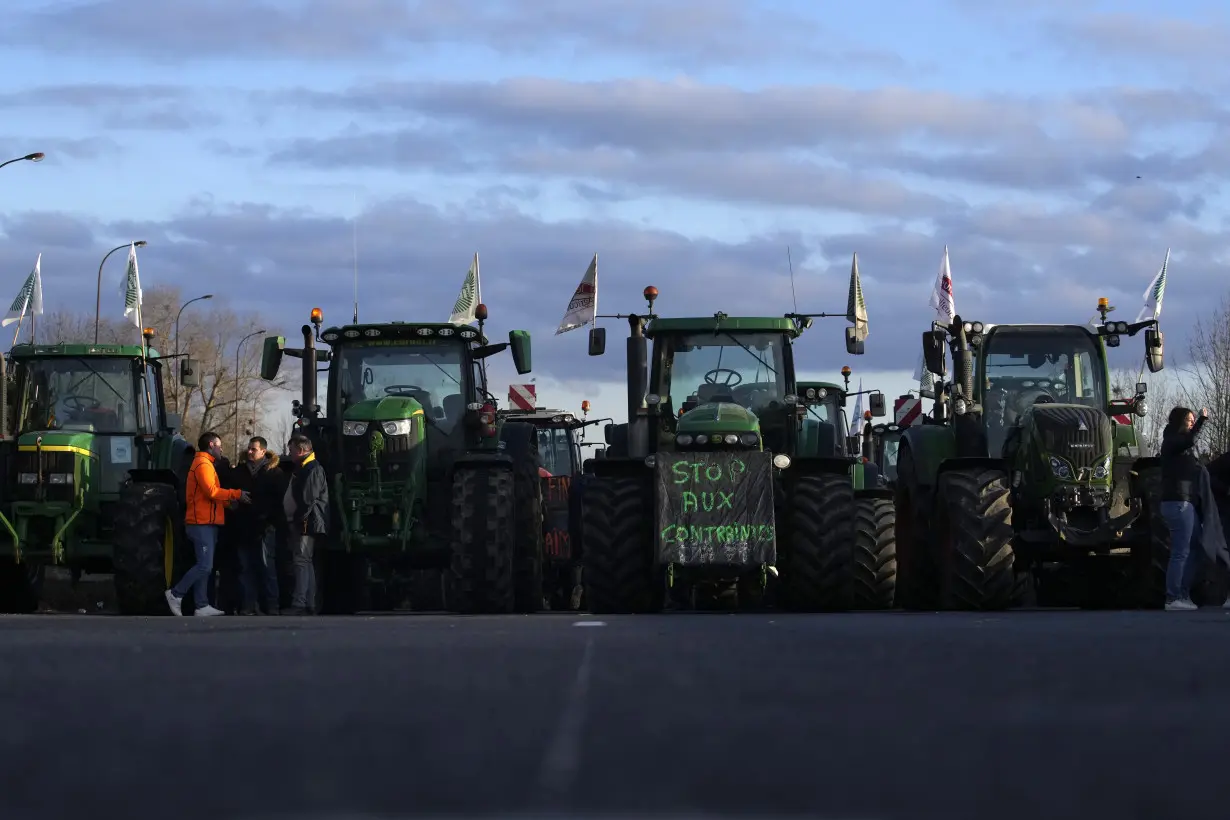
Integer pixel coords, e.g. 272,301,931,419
500,422,545,613
934,468,1022,611
112,481,182,615
0,561,40,614
893,447,938,610
1132,465,1169,608
582,475,657,614
450,465,516,614
781,472,856,612
1192,559,1230,607
851,496,896,610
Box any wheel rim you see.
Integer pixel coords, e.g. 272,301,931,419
163,518,175,587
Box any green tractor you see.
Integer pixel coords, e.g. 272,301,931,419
580,284,890,613
797,376,896,608
893,297,1183,610
0,330,198,614
258,304,542,615
864,421,906,489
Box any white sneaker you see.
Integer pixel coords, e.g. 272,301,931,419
194,605,225,617
1165,598,1198,611
165,589,183,616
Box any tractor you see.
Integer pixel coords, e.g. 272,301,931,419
893,297,1194,611
0,329,198,614
498,398,608,610
580,284,892,613
257,305,543,615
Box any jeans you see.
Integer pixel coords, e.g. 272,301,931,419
239,528,280,613
1161,500,1203,601
174,524,219,609
289,533,316,611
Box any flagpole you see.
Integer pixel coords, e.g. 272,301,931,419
592,254,599,325
475,252,481,306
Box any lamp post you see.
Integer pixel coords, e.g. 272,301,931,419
94,240,148,344
174,294,213,414
235,329,265,459
0,152,44,171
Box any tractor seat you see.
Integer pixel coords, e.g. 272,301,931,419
696,384,736,403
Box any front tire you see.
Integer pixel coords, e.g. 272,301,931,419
582,475,656,614
781,472,855,612
450,465,515,614
851,496,896,610
934,469,1021,611
112,481,182,615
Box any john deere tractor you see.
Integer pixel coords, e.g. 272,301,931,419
894,298,1182,610
797,376,895,609
580,285,885,613
0,330,197,614
258,305,542,615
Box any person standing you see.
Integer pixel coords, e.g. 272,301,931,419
166,432,250,617
1159,406,1209,611
228,436,287,615
283,434,329,616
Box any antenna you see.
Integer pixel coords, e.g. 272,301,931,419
787,246,799,313
352,192,359,324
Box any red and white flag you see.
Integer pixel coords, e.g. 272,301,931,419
914,246,956,392
556,254,597,335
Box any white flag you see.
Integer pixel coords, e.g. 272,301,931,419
556,254,598,335
849,379,865,437
915,246,957,390
2,254,42,327
1135,248,1169,323
123,242,142,327
846,253,868,341
449,253,480,325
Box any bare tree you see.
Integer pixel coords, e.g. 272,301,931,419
1180,294,1230,457
1110,367,1173,455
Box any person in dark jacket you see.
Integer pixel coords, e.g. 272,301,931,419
228,436,288,615
1159,405,1209,610
283,434,329,615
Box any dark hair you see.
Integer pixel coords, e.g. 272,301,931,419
197,431,221,451
289,434,313,452
249,436,268,450
1166,406,1194,432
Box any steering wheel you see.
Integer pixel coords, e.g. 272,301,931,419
703,368,743,387
384,384,426,396
62,395,102,412
1015,387,1057,413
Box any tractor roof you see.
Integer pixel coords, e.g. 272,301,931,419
647,316,801,337
10,342,162,359
318,322,488,345
499,407,584,426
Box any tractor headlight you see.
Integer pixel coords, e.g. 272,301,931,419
1133,398,1148,417
48,473,71,485
18,473,36,484
646,393,661,405
723,434,739,445
1092,457,1112,480
342,421,368,436
676,434,693,446
381,419,413,436
739,433,759,446
772,454,791,469
1049,456,1073,480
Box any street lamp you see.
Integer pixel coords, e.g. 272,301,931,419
0,152,45,170
235,329,266,459
94,240,148,344
174,294,213,414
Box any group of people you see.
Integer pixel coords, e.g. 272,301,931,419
1158,405,1230,611
163,431,330,617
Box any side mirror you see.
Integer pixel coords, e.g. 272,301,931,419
508,330,532,375
1144,328,1164,373
179,357,199,388
259,336,285,381
1135,381,1148,395
588,326,606,356
845,435,859,455
922,330,947,376
165,412,183,433
868,391,886,417
603,422,615,445
844,326,865,355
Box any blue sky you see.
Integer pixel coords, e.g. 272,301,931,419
1,0,1227,434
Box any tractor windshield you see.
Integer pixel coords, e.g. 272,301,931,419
879,432,901,482
982,326,1106,456
660,331,787,415
19,356,139,434
335,343,469,428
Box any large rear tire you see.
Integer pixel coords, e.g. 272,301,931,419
450,465,515,614
582,475,657,614
1132,465,1169,608
781,472,856,612
851,496,896,610
500,423,545,613
112,481,182,615
935,468,1021,611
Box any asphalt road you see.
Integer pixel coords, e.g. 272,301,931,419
2,609,1228,820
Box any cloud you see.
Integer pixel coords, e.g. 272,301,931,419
1,83,224,131
1048,12,1229,65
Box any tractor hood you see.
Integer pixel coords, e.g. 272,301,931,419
676,402,761,435
1028,402,1113,483
16,429,95,454
343,396,425,422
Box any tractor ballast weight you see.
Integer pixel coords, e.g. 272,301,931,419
0,330,195,614
258,305,543,615
894,301,1182,611
579,282,893,613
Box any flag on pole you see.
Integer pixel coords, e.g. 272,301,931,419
846,253,868,341
556,254,598,335
2,254,43,327
449,253,480,325
914,246,956,391
123,242,143,327
849,379,864,437
1135,248,1169,323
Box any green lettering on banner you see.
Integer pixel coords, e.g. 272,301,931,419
668,458,747,486
660,523,775,545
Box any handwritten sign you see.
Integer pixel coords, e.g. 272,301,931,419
655,450,775,565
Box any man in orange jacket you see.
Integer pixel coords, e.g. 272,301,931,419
166,431,250,616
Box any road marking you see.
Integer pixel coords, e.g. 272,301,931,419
573,620,606,627
538,634,595,799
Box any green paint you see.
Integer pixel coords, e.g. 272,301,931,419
669,457,748,485
659,523,775,546
344,396,424,422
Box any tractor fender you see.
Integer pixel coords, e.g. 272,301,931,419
587,455,651,481
785,455,853,478
898,425,957,491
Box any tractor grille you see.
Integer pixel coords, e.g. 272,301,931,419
1033,405,1111,470
12,450,76,502
342,426,421,482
